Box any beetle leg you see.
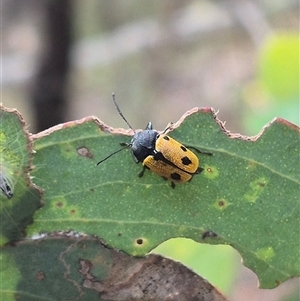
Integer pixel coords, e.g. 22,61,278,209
171,181,175,189
138,166,147,178
162,122,173,134
185,146,213,156
196,167,204,174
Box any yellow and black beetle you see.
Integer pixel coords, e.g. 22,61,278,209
97,94,212,188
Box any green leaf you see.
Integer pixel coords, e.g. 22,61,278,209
28,108,299,288
0,233,228,301
0,106,42,245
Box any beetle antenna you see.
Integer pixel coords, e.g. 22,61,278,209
112,93,134,131
96,145,129,165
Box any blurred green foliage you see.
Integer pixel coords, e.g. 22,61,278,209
153,239,238,295
243,33,299,135
259,34,299,100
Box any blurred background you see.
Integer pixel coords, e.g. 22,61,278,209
2,0,299,300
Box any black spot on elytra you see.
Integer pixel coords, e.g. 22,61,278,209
170,172,181,180
181,156,192,165
180,145,187,152
163,136,170,141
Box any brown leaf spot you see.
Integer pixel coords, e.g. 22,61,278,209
79,259,94,280
36,271,45,281
56,202,63,208
77,147,93,158
218,200,225,207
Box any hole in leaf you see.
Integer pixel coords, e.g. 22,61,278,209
202,230,217,239
136,238,143,245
